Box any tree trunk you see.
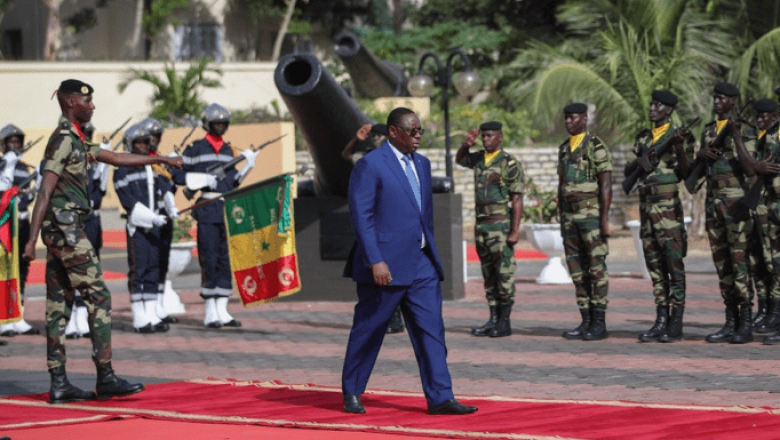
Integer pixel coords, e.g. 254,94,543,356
271,0,297,62
41,0,64,61
391,0,406,35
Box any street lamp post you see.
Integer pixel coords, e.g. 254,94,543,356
407,49,481,182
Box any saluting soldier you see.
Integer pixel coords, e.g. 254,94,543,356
456,121,525,338
691,82,755,344
140,116,180,327
22,79,181,403
624,91,694,343
114,124,173,334
179,103,259,328
558,103,613,341
0,124,40,337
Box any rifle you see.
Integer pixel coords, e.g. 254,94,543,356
684,101,752,194
20,136,43,155
16,169,38,195
183,134,286,200
174,125,199,155
741,137,780,210
108,117,133,151
622,116,700,195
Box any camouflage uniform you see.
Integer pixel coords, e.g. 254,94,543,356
744,127,775,307
459,149,525,306
762,125,780,301
698,121,753,307
40,117,112,369
628,125,693,307
558,134,612,311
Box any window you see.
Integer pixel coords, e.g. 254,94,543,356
173,23,223,61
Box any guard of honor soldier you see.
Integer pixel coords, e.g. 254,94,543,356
558,103,613,341
624,90,694,343
457,121,525,338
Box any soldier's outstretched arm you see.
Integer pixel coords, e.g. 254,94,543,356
96,149,183,169
23,170,58,262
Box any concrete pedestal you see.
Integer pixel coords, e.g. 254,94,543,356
285,193,464,302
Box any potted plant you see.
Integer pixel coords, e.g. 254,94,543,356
523,179,572,284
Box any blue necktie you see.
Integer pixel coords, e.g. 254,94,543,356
402,155,421,211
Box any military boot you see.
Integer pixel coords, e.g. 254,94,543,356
49,366,96,404
638,305,669,342
562,309,590,339
386,307,405,334
658,306,684,343
706,303,738,343
756,298,780,334
471,305,499,337
489,300,513,338
95,362,145,399
753,297,768,328
762,328,780,345
730,304,754,344
583,310,608,341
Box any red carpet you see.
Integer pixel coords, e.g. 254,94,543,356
2,379,779,440
27,260,126,285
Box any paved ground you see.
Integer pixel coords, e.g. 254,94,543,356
4,216,780,413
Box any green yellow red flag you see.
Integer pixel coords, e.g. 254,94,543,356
0,187,21,324
223,174,299,306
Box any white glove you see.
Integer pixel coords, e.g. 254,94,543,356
185,172,218,191
240,148,258,164
163,191,179,219
152,214,168,227
168,151,180,158
0,151,19,191
129,203,159,228
99,142,111,151
2,150,19,165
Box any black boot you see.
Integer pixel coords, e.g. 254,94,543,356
638,305,669,342
753,297,768,328
49,366,96,404
95,362,144,399
730,304,754,344
756,298,780,334
763,329,780,345
471,305,499,337
489,300,513,338
562,309,591,339
706,303,738,343
583,310,608,341
658,306,684,343
386,307,405,334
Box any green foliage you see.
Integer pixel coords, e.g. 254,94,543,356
172,213,195,243
117,57,223,121
142,0,188,38
522,178,559,224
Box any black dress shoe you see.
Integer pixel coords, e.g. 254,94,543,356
428,399,478,415
0,339,7,346
0,330,16,337
153,321,170,332
222,319,242,328
343,394,365,414
21,327,41,335
65,333,80,340
162,316,179,324
134,324,155,334
206,321,223,329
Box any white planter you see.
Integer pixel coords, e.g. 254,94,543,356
524,223,572,284
163,241,196,315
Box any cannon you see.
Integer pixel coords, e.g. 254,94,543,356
275,53,372,197
334,30,408,99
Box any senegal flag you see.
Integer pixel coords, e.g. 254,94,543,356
0,187,20,324
224,175,300,306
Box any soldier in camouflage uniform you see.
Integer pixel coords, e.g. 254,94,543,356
456,121,525,338
730,99,780,343
625,90,694,343
558,103,613,341
689,82,755,344
22,79,182,403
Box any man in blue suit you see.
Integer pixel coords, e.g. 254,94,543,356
341,107,478,416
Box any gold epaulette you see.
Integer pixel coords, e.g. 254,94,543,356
227,141,239,157
152,164,172,180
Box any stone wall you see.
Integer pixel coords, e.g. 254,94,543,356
295,145,639,232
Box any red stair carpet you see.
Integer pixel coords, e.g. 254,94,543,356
2,379,779,440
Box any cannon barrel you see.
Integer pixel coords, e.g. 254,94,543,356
275,53,371,197
334,30,408,99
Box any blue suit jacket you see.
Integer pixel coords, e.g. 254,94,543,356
343,142,444,285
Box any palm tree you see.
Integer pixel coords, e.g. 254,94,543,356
118,57,223,121
499,0,738,143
